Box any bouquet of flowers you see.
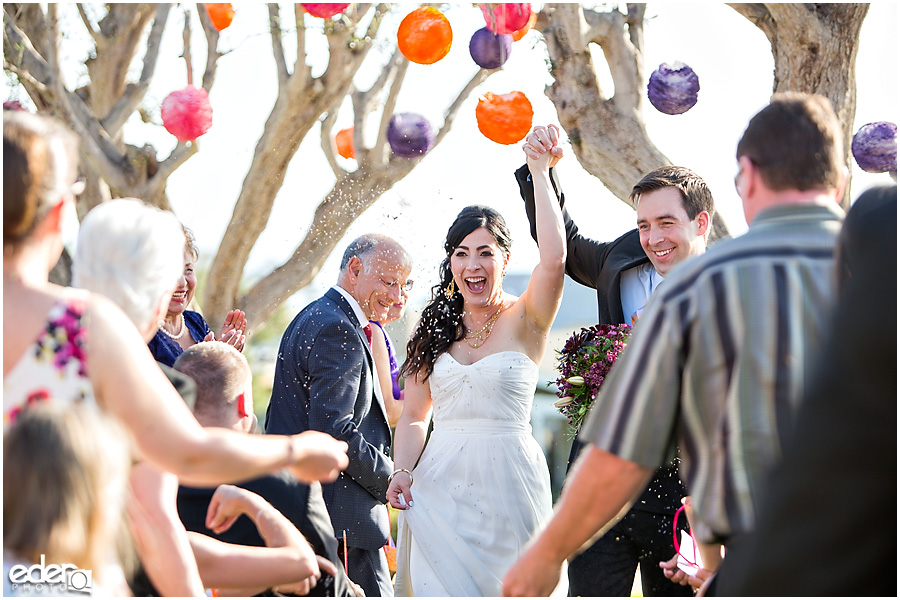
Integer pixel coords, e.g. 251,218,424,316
553,323,633,437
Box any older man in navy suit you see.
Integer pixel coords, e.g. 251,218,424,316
266,234,412,597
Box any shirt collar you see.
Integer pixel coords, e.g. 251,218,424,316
332,285,369,328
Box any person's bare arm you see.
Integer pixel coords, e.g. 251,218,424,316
189,485,336,594
386,372,432,509
370,324,403,427
127,464,205,596
502,446,653,596
88,295,348,486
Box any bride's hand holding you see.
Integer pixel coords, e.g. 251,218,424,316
387,469,414,510
523,124,564,172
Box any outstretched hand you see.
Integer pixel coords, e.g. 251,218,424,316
204,309,247,351
287,431,349,484
523,124,564,171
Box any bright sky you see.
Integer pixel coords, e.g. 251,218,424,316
7,3,898,314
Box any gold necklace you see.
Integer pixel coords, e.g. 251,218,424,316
158,313,186,341
463,300,504,349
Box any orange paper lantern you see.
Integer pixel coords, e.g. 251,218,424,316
511,12,537,41
475,91,533,145
204,3,234,31
397,7,453,65
335,127,355,159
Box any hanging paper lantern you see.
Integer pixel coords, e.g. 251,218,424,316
647,62,700,115
481,3,531,35
301,3,350,19
161,86,213,142
387,113,435,158
852,122,897,174
511,11,537,41
335,127,355,160
204,4,234,31
475,91,533,145
397,7,453,65
469,27,512,70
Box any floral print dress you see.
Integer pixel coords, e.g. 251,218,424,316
3,298,94,429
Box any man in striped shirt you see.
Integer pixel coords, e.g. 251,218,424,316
503,92,848,597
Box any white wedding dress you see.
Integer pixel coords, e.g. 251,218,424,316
394,351,565,597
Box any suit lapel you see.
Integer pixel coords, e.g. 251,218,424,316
325,289,390,426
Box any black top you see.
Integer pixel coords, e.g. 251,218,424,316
178,471,355,597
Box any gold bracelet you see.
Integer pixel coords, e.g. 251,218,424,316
388,468,413,486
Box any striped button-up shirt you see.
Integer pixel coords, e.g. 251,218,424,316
580,202,844,545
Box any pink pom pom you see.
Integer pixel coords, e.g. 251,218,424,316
161,86,213,142
301,3,350,19
480,3,531,35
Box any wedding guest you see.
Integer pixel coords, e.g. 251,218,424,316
503,93,847,596
266,234,412,597
149,224,247,367
387,125,567,596
3,403,132,597
519,126,714,596
712,185,897,596
175,341,356,596
73,197,349,595
370,282,412,426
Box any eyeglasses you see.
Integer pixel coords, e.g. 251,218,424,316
380,278,414,292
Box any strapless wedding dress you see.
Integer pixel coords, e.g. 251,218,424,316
394,351,564,596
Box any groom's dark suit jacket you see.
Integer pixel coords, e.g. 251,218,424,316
265,288,393,551
516,164,685,516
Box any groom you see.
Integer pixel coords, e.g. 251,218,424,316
518,126,714,597
266,234,412,597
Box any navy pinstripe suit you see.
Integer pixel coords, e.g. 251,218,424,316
266,287,393,596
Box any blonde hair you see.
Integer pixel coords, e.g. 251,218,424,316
3,403,132,577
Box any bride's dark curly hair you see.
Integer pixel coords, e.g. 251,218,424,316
401,205,512,381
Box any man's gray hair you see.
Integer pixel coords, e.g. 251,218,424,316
340,234,385,270
73,199,184,330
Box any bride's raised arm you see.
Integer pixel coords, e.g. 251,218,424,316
519,124,567,334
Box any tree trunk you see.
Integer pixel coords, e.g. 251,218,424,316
728,3,869,208
536,4,731,241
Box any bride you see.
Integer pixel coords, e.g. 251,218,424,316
387,125,567,596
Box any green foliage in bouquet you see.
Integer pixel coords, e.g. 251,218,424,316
553,323,633,438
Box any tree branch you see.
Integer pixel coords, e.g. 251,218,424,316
433,67,491,148
373,59,408,166
268,3,289,89
319,110,343,178
293,3,309,85
196,1,221,92
727,3,775,39
3,11,51,83
181,7,193,86
101,3,171,135
153,141,199,182
76,3,103,46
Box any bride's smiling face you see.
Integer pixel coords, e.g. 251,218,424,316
450,227,509,308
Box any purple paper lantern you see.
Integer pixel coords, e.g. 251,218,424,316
469,27,512,70
647,62,700,115
387,113,435,158
852,122,897,174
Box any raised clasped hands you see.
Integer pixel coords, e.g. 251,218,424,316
288,431,349,484
523,124,564,172
386,470,414,510
205,309,248,351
